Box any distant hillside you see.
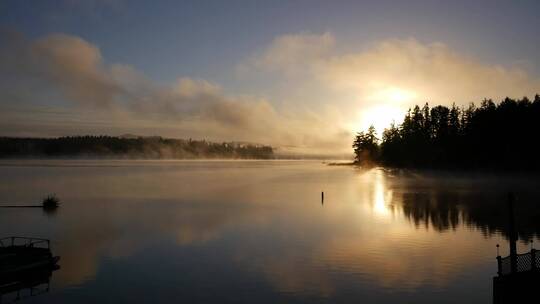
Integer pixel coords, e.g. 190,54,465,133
0,136,274,159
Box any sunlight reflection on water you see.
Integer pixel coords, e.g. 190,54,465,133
372,169,393,218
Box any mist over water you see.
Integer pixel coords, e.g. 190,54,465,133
1,160,539,303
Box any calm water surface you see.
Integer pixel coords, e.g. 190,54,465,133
1,160,540,303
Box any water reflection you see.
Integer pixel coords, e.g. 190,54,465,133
372,169,393,218
0,266,57,303
1,161,540,303
379,169,540,241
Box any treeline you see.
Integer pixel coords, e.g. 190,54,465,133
353,95,540,170
0,136,274,159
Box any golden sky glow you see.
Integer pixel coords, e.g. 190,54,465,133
2,31,540,155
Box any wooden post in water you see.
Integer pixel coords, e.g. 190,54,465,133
508,192,518,274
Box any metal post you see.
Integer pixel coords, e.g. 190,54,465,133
532,248,537,271
496,244,502,276
497,255,502,276
508,193,518,274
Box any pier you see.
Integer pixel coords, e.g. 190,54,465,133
492,194,540,304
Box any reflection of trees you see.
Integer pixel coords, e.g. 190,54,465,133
401,192,461,232
394,188,540,241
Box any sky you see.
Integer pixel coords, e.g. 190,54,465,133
1,0,540,155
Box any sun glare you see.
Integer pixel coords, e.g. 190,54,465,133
372,169,393,218
360,105,406,136
354,87,416,136
385,87,415,103
369,87,416,104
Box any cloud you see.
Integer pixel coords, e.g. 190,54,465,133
0,31,277,133
0,30,122,108
316,38,540,105
34,34,123,107
3,30,538,155
245,33,540,133
248,32,335,75
0,30,352,155
248,33,540,105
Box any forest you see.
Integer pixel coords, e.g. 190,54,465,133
353,95,540,170
0,136,274,159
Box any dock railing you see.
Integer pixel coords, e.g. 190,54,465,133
0,237,50,249
497,248,538,276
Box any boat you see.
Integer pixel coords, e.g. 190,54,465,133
0,237,60,274
0,237,60,302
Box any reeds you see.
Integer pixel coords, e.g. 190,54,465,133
42,194,60,209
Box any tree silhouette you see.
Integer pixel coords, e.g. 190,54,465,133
352,125,379,165
355,95,540,170
0,136,274,159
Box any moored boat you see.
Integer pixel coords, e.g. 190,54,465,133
0,237,60,276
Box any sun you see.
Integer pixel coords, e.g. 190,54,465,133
348,86,415,136
361,105,405,136
355,87,416,136
383,87,416,103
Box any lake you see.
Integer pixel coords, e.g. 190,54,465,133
1,160,539,303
